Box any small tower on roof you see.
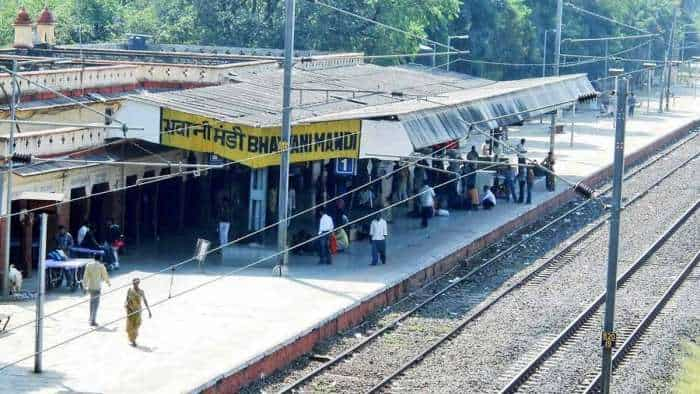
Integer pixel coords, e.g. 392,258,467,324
36,6,56,45
13,7,34,49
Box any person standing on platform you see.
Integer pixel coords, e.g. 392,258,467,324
628,92,636,117
369,213,388,266
526,163,535,204
55,225,74,254
317,207,334,265
504,165,518,202
105,218,122,269
418,184,436,228
542,152,556,191
77,221,89,246
125,277,151,347
217,197,232,249
83,258,111,326
516,138,527,165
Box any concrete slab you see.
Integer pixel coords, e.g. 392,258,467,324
0,91,698,394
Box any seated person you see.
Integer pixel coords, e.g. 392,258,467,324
481,185,496,210
79,225,100,250
335,228,350,252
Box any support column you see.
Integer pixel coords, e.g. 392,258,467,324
549,112,556,155
135,187,142,247
20,208,34,278
153,183,160,241
56,201,70,229
177,178,186,232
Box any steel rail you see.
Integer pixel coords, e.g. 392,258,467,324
277,131,699,394
499,199,700,393
583,249,700,393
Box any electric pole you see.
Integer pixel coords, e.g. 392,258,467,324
554,0,564,77
276,0,295,275
600,76,628,394
665,8,678,112
2,60,17,296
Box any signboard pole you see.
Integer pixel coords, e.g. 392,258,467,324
276,0,296,276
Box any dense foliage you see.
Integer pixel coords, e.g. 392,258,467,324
1,0,698,80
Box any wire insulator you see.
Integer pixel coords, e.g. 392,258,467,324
574,182,595,199
11,153,32,164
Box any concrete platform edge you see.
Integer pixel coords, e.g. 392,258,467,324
194,119,699,394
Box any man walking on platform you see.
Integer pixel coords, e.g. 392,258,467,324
125,277,151,347
526,163,535,204
369,213,388,266
83,258,111,326
418,184,436,228
518,163,526,203
317,207,334,265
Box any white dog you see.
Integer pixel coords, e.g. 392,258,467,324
8,264,22,294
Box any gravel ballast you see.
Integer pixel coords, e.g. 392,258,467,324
242,134,700,394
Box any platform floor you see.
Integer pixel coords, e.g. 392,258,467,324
0,91,698,394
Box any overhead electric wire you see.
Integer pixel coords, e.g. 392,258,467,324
305,0,452,50
564,2,651,34
563,33,658,43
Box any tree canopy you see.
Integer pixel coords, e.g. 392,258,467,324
1,0,698,80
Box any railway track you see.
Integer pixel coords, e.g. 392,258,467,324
499,200,699,393
270,133,699,394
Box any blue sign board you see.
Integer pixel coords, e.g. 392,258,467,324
335,158,357,176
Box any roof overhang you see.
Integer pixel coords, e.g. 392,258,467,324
13,191,64,201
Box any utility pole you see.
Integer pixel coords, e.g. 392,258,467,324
542,29,551,77
275,0,295,275
2,60,17,296
600,77,628,394
604,40,609,90
659,8,677,112
665,9,678,112
554,0,564,77
35,213,47,373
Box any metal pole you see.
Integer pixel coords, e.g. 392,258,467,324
600,77,627,394
432,44,437,68
604,41,609,90
34,213,47,373
554,0,563,77
665,11,677,112
2,60,17,296
447,36,452,72
276,0,295,275
549,112,556,155
570,102,575,147
543,30,549,78
647,69,652,114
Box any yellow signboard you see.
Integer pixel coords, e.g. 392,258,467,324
160,108,361,168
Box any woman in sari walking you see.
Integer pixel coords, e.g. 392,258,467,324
125,278,152,346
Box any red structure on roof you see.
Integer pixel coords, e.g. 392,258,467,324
37,7,56,25
14,7,33,26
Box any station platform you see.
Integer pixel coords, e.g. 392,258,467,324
0,92,698,394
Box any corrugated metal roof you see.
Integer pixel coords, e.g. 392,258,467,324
129,63,493,127
11,138,177,177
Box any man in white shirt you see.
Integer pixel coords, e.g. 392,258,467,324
418,184,436,228
369,213,388,266
317,207,334,265
516,138,528,165
481,185,497,210
77,222,89,246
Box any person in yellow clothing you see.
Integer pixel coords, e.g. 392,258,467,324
125,278,151,347
82,258,111,326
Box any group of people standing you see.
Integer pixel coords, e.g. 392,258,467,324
316,206,388,266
